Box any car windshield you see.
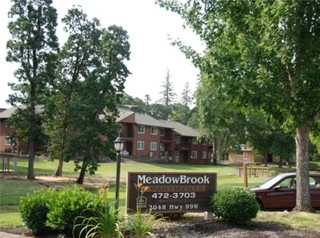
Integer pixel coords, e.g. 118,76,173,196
253,173,320,189
257,174,288,189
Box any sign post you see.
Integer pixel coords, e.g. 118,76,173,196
243,151,248,188
126,172,217,214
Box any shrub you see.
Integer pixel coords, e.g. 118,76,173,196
19,188,56,235
211,187,259,224
46,185,101,236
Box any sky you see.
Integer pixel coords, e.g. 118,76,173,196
0,0,203,108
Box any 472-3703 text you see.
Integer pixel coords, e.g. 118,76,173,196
151,192,196,199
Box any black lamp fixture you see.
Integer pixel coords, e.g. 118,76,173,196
114,133,124,213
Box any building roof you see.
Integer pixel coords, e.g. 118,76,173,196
0,107,16,119
116,108,171,128
160,120,199,137
116,108,199,137
0,106,44,119
134,113,172,128
116,108,135,122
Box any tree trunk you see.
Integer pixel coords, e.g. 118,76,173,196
212,140,217,165
76,159,88,184
217,151,224,163
279,156,283,168
294,125,312,211
27,139,35,179
263,154,268,167
27,104,36,179
53,155,64,177
54,122,67,177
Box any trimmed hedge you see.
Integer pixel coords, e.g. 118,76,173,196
46,185,100,235
211,187,259,224
19,185,103,236
19,188,56,234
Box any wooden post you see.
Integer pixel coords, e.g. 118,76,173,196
243,151,248,188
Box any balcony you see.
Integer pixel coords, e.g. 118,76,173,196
176,142,191,151
160,135,172,143
121,129,134,139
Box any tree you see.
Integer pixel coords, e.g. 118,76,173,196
44,6,86,177
157,0,320,211
309,120,320,161
167,82,192,125
144,94,151,105
195,74,247,164
148,103,168,120
181,82,192,107
6,0,59,179
46,7,130,183
143,94,151,113
271,130,295,167
169,103,190,125
120,94,147,113
158,69,176,120
187,107,200,128
245,111,277,166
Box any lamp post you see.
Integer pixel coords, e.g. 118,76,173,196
114,135,124,213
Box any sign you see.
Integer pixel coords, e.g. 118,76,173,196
126,172,217,213
243,151,249,163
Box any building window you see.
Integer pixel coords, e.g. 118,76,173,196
138,125,145,134
160,143,164,151
160,128,165,136
202,141,207,145
192,138,198,144
202,151,207,159
151,127,158,135
5,136,12,145
137,141,144,150
175,151,179,159
175,136,181,144
150,142,157,151
191,151,198,159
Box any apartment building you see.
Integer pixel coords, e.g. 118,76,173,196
117,108,212,164
0,107,212,164
0,107,45,154
0,107,27,154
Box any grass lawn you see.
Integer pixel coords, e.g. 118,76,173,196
2,157,319,233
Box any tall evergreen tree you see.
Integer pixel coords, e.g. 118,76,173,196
181,82,192,107
158,69,176,120
144,94,151,105
168,82,192,125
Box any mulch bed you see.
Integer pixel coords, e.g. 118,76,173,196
2,217,320,238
